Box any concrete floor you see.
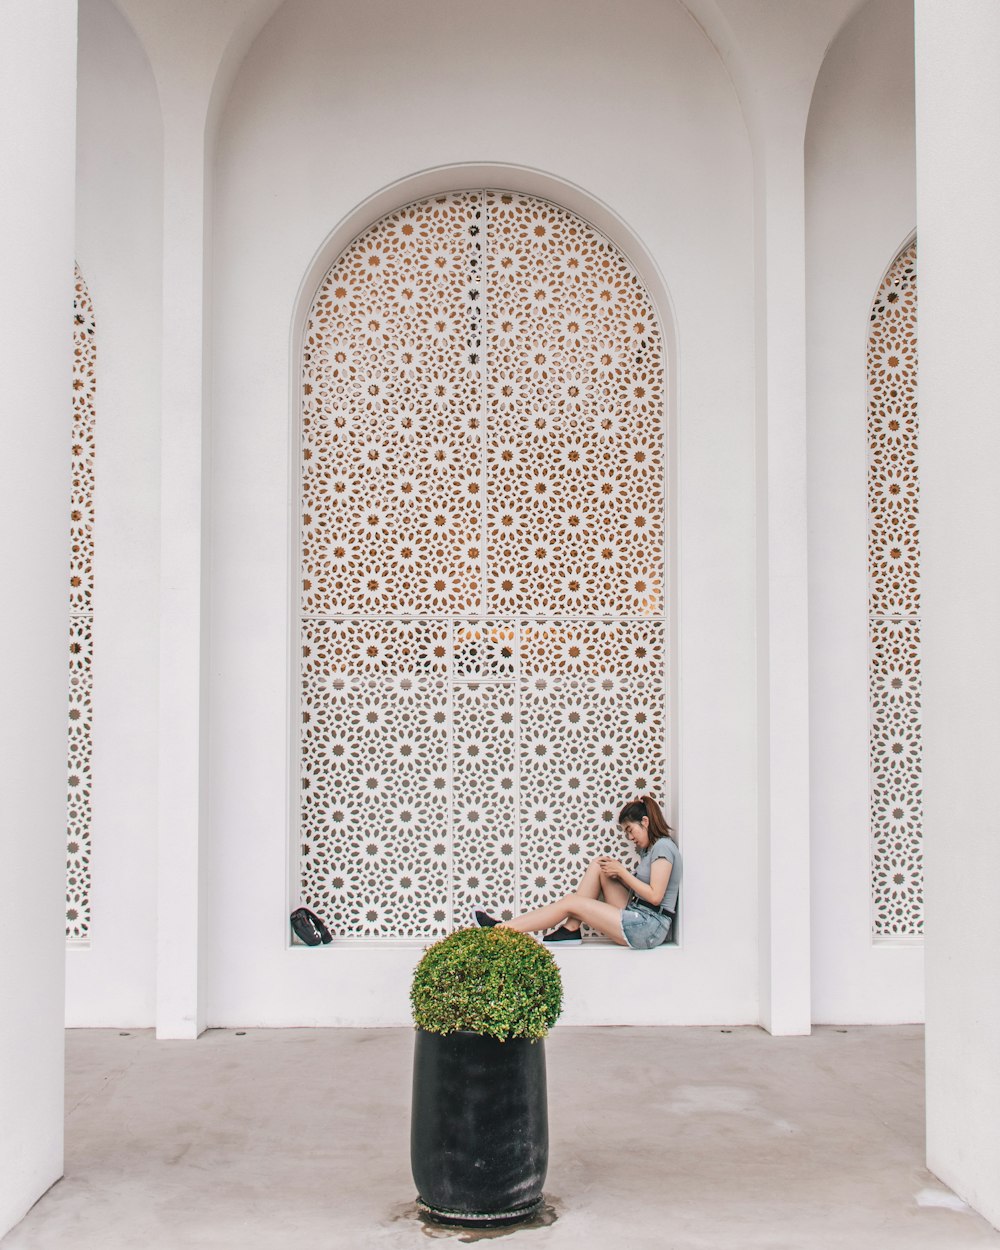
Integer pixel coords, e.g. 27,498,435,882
3,1026,999,1250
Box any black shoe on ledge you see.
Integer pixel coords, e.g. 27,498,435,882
473,909,499,928
543,925,582,944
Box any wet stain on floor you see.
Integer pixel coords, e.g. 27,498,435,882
390,1198,560,1241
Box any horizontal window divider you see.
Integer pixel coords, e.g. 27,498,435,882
300,614,668,623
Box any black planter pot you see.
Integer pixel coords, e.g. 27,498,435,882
410,1028,548,1227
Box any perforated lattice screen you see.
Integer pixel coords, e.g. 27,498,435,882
67,265,95,941
868,241,922,938
299,191,667,938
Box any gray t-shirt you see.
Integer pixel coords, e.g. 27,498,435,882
633,839,681,913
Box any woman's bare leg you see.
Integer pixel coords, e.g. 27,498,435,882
503,893,629,946
560,858,629,931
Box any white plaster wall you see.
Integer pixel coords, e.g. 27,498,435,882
65,0,163,1026
916,0,1000,1228
0,2,77,1233
205,0,758,1025
805,0,923,1023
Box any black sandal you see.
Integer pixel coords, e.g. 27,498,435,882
290,907,333,946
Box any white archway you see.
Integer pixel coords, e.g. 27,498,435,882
294,186,672,939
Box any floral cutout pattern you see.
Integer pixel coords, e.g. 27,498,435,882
869,242,922,937
299,192,667,938
67,265,95,941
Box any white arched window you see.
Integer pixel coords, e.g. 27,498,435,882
67,265,96,941
298,191,667,939
868,240,922,938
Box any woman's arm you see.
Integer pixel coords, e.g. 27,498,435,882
600,856,672,906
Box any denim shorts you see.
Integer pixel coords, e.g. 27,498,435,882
620,902,672,950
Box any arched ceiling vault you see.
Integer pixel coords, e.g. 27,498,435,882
680,0,872,152
108,0,872,157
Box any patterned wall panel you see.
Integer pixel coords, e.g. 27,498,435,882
868,242,922,937
299,192,666,938
484,191,664,617
68,266,96,941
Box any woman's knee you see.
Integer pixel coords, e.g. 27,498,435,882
565,892,586,916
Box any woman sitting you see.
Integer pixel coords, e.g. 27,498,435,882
475,794,680,949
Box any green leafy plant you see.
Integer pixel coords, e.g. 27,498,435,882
411,927,564,1042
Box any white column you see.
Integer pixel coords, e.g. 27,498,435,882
121,0,282,1040
155,119,211,1039
0,0,78,1235
755,138,813,1036
916,0,1000,1228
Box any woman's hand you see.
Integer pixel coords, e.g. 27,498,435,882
599,856,628,880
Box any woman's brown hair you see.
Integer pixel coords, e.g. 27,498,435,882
618,794,675,845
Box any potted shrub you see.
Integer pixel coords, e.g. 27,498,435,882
409,926,563,1227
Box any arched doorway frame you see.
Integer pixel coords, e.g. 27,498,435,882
285,163,680,935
